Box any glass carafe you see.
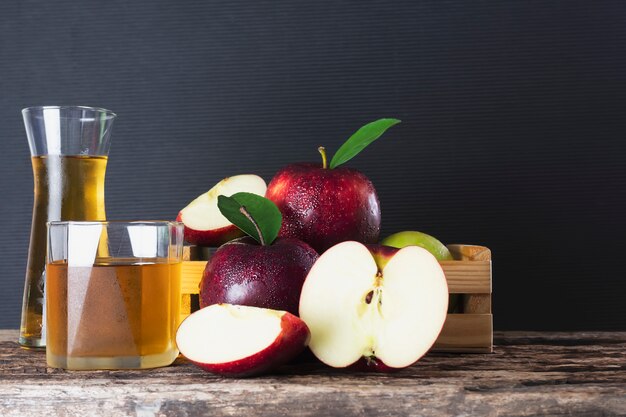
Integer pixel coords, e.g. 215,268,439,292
20,106,116,347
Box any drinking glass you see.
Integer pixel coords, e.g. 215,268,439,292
46,221,183,370
21,106,116,347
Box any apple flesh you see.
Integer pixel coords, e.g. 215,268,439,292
177,174,267,246
381,231,460,313
266,163,380,253
176,304,310,377
200,237,318,316
299,241,448,370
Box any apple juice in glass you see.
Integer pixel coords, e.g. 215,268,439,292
21,106,115,348
46,221,183,370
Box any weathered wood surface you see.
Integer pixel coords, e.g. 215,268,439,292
0,330,624,416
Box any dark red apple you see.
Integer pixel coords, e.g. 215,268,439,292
200,236,318,316
176,304,310,377
266,162,381,253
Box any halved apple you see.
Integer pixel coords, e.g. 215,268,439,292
176,304,310,377
299,242,448,370
177,174,267,246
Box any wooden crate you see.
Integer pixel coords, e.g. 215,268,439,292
434,244,493,353
180,243,493,353
180,246,216,325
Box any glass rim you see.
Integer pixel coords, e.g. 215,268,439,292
47,220,182,227
22,105,117,118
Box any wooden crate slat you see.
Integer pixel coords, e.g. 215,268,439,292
447,244,492,317
182,246,215,262
447,244,491,261
179,294,192,324
440,260,492,293
181,261,207,293
181,259,492,295
433,313,493,352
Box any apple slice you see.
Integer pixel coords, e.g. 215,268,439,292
299,242,448,370
177,175,267,246
176,304,310,377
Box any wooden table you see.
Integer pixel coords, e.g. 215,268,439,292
0,330,624,416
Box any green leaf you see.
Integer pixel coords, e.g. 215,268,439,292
329,118,401,169
217,192,282,245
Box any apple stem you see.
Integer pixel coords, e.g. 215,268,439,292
318,146,328,169
239,206,266,246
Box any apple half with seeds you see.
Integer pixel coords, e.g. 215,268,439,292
176,304,310,377
299,241,448,371
177,174,267,246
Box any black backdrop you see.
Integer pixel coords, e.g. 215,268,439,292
0,1,624,330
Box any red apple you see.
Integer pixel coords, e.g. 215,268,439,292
264,118,400,253
299,241,448,371
266,162,380,253
176,304,310,377
177,174,267,246
200,237,318,316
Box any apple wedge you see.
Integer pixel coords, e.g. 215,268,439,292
177,175,267,246
299,242,448,370
176,304,310,377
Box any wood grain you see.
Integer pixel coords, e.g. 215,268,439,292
180,247,213,321
0,330,623,417
181,258,491,293
434,314,493,352
448,244,492,316
180,260,208,293
443,244,492,351
439,260,491,293
181,245,493,294
447,244,492,261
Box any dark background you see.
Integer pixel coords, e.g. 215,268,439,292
0,1,624,330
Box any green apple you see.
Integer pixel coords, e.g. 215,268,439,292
380,231,454,261
380,231,459,313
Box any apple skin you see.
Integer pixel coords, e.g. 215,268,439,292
366,243,399,270
380,231,453,261
266,163,381,253
200,237,319,316
347,357,401,373
176,212,244,246
187,310,310,378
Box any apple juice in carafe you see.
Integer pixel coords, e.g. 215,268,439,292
45,260,181,370
21,155,107,346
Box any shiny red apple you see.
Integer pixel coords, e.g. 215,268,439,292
200,236,318,316
265,118,400,253
266,160,381,253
